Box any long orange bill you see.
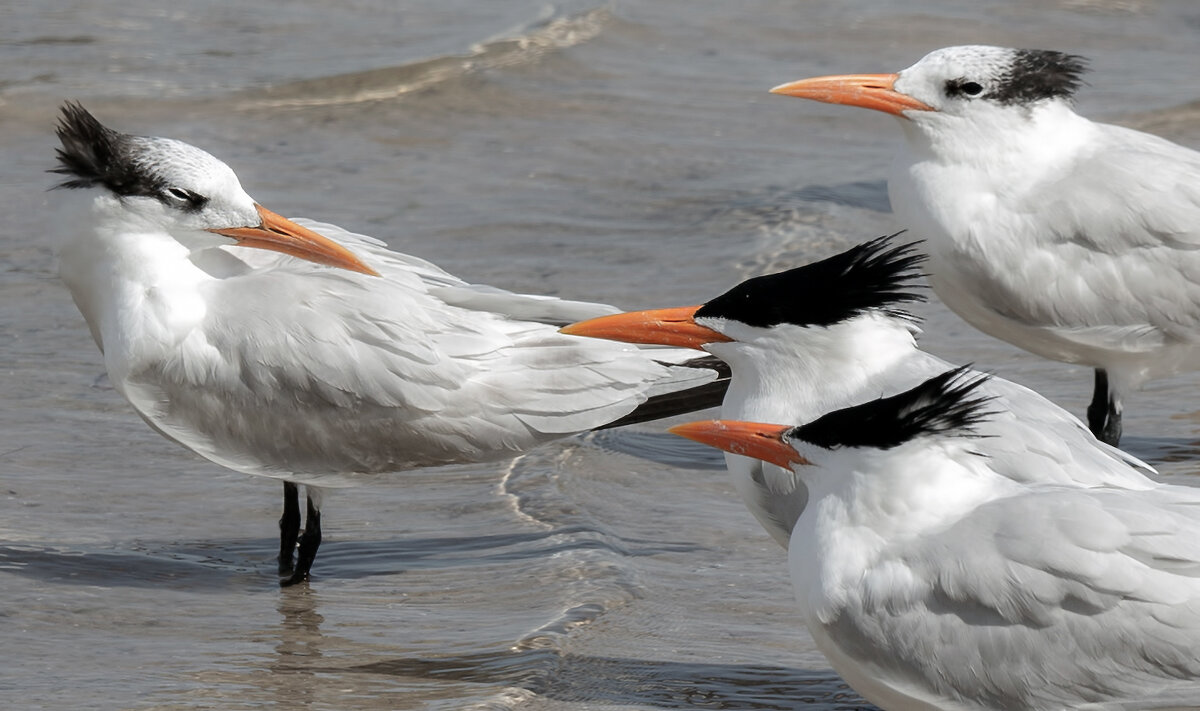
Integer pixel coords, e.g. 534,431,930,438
668,420,809,470
208,204,380,276
770,73,934,116
560,305,733,350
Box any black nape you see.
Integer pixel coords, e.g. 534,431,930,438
989,49,1088,105
789,366,994,451
51,101,166,199
695,234,925,329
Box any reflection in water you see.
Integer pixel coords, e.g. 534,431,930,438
583,430,729,471
277,587,326,660
0,540,262,589
313,527,705,581
265,586,327,710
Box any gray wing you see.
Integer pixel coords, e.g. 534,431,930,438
884,351,1155,487
296,218,623,325
973,369,1157,487
973,124,1200,355
1046,125,1200,344
121,219,717,484
832,486,1200,709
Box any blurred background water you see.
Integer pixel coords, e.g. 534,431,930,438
3,1,1200,709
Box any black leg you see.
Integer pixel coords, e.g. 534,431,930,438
1101,401,1122,447
1086,369,1122,446
281,494,321,587
1086,369,1107,436
279,482,301,577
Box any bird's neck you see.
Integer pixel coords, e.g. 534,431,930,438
711,314,920,424
898,101,1092,171
58,203,213,377
789,443,1017,624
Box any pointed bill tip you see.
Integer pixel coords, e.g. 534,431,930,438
668,419,808,470
560,305,731,350
768,80,803,95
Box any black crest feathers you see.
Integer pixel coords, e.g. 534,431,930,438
991,49,1088,105
51,102,163,197
788,366,995,451
695,234,926,329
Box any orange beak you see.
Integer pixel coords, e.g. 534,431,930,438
208,204,380,276
560,305,733,350
668,420,809,470
770,73,934,116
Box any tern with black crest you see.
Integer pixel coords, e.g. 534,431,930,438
672,370,1200,710
563,236,1153,547
771,45,1200,445
50,103,726,585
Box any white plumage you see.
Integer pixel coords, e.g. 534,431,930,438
564,238,1154,549
671,371,1200,710
52,103,722,584
771,45,1200,446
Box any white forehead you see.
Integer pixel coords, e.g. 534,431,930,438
127,134,246,196
903,45,1016,80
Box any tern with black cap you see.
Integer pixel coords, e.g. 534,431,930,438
672,369,1200,710
564,236,1154,548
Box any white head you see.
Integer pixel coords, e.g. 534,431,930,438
560,235,926,411
893,46,1086,116
52,103,377,275
769,45,1089,139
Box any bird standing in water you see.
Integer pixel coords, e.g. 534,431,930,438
772,45,1200,446
51,103,725,585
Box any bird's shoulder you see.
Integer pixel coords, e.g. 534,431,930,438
188,218,710,433
897,352,1154,484
910,122,1200,346
206,217,616,348
972,373,1157,485
293,218,620,323
1039,123,1200,247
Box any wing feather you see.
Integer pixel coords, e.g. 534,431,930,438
831,486,1200,708
125,219,717,483
992,125,1200,350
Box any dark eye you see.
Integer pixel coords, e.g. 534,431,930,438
160,187,209,212
945,79,984,98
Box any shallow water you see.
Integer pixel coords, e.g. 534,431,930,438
4,1,1200,709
